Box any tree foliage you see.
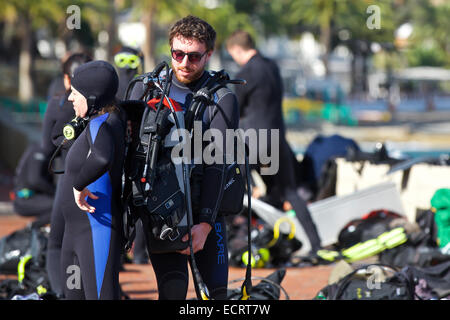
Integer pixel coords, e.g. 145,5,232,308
404,0,450,67
1,0,448,100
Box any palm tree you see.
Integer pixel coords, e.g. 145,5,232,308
0,0,116,101
125,0,186,72
0,0,65,101
127,0,254,72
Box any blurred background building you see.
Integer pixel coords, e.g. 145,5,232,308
0,0,449,169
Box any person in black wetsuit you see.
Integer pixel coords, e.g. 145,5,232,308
130,15,239,300
59,60,126,300
113,46,149,265
42,53,92,298
226,30,322,252
46,75,65,101
46,52,84,100
114,46,143,101
11,143,55,228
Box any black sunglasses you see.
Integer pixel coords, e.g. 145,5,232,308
171,49,207,63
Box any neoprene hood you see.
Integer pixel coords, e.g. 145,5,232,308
71,60,119,109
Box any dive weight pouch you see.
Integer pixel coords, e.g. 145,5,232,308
191,161,245,217
220,162,245,216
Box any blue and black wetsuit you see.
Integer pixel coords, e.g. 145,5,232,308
60,109,126,300
42,91,76,297
134,71,239,299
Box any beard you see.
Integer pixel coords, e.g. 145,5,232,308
172,65,204,84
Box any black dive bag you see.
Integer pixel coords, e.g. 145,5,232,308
190,161,245,217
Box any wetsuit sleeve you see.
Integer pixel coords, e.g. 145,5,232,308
128,81,145,100
73,122,114,191
198,91,239,227
41,93,76,162
51,100,77,158
26,149,55,195
234,68,255,118
41,97,59,158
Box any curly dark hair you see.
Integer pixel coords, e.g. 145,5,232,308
169,15,216,52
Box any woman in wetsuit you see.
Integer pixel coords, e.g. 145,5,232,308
60,60,126,300
42,52,92,298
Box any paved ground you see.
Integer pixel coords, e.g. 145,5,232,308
0,157,335,300
0,215,334,300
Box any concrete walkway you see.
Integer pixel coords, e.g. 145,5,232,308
0,215,333,300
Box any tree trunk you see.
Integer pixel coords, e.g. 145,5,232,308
320,24,331,76
350,50,357,95
107,0,118,62
142,9,156,72
18,15,34,102
362,51,369,94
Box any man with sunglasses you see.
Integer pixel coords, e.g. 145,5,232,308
135,15,239,300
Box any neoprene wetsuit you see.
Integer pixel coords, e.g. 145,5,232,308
132,70,239,299
234,53,322,252
46,75,65,101
42,91,76,297
59,109,126,300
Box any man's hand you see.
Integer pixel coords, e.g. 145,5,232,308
73,187,98,213
178,222,212,255
252,186,262,199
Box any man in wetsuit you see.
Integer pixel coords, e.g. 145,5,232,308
226,30,322,252
42,53,92,297
131,15,239,300
114,46,143,101
11,143,55,228
60,60,126,300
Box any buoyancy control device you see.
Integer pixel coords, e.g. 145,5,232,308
120,61,254,300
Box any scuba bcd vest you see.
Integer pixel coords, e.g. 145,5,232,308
121,62,246,254
128,89,188,253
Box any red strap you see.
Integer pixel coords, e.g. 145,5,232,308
362,209,401,220
147,97,183,112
